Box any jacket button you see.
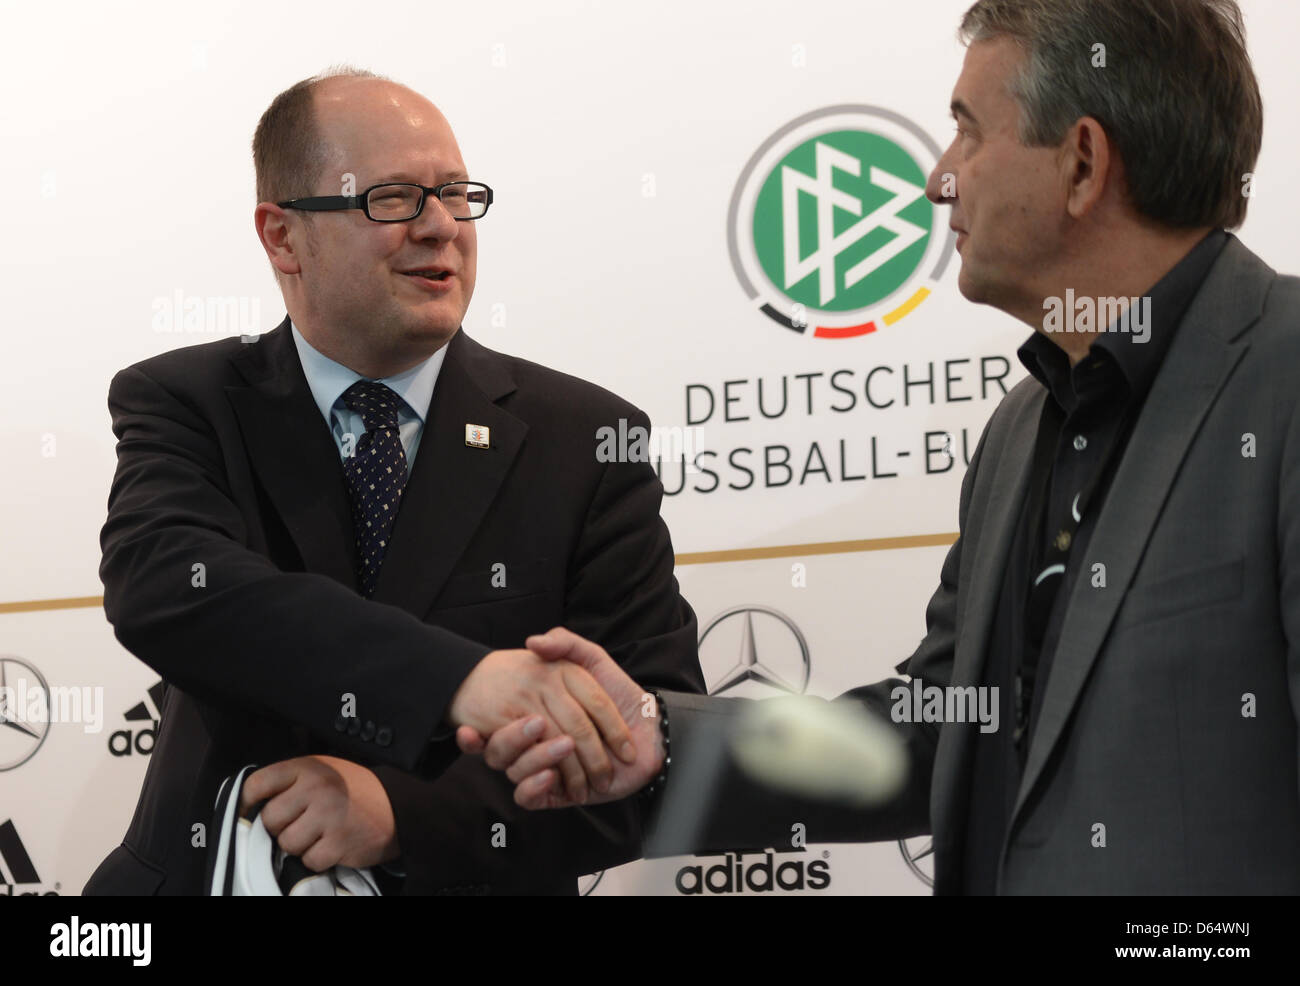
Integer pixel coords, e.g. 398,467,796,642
360,720,376,742
347,717,361,736
376,726,392,747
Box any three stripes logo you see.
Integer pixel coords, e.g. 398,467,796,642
107,680,164,757
0,819,57,895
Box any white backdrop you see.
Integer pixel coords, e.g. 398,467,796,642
2,0,1296,896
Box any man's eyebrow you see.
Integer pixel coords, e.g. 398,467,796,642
950,99,979,125
372,170,471,184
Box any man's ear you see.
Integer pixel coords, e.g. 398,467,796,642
1063,116,1114,221
254,203,304,276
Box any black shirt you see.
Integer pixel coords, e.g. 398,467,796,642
958,229,1229,894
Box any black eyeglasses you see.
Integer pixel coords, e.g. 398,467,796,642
278,181,494,222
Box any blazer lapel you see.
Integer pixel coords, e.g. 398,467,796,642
368,329,527,617
225,317,358,589
929,383,1045,854
1009,237,1269,829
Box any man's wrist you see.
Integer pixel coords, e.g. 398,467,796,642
441,647,498,736
638,688,670,802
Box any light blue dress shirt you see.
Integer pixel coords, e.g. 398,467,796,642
290,320,447,474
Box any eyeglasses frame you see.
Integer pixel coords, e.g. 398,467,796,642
276,180,494,222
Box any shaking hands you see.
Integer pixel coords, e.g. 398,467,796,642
240,633,655,874
455,628,663,809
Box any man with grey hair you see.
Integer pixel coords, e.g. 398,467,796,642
471,0,1300,894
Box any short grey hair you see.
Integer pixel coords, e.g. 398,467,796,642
959,0,1261,230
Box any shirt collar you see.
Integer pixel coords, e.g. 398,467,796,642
289,319,446,427
1018,228,1229,408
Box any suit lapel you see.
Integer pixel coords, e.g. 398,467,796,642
929,383,1045,855
368,329,527,617
1009,237,1269,829
950,389,1045,690
226,317,358,589
224,319,528,619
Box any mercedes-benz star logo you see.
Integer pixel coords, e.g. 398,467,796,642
698,611,930,887
698,606,811,697
899,835,934,888
0,657,51,772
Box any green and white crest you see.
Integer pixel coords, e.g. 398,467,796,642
728,106,955,339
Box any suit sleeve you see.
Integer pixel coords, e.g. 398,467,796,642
372,407,704,892
100,365,490,774
640,417,992,854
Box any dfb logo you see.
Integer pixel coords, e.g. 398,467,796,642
727,105,954,340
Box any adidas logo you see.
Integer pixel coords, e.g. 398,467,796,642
674,849,832,894
0,819,58,895
107,681,164,757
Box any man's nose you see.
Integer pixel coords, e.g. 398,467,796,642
925,151,956,205
410,194,460,241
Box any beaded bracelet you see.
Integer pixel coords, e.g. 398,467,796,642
637,688,671,802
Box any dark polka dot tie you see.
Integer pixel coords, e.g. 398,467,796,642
340,380,409,597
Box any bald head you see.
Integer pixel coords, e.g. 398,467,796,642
252,67,480,378
309,76,467,198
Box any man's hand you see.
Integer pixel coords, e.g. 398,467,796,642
447,647,636,805
457,628,665,810
240,755,399,872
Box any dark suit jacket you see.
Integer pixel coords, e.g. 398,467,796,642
652,235,1300,894
84,317,703,895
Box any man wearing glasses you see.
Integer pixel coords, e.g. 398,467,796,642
84,67,702,895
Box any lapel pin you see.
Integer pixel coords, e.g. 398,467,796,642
465,423,491,449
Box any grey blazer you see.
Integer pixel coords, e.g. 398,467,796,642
654,235,1300,894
